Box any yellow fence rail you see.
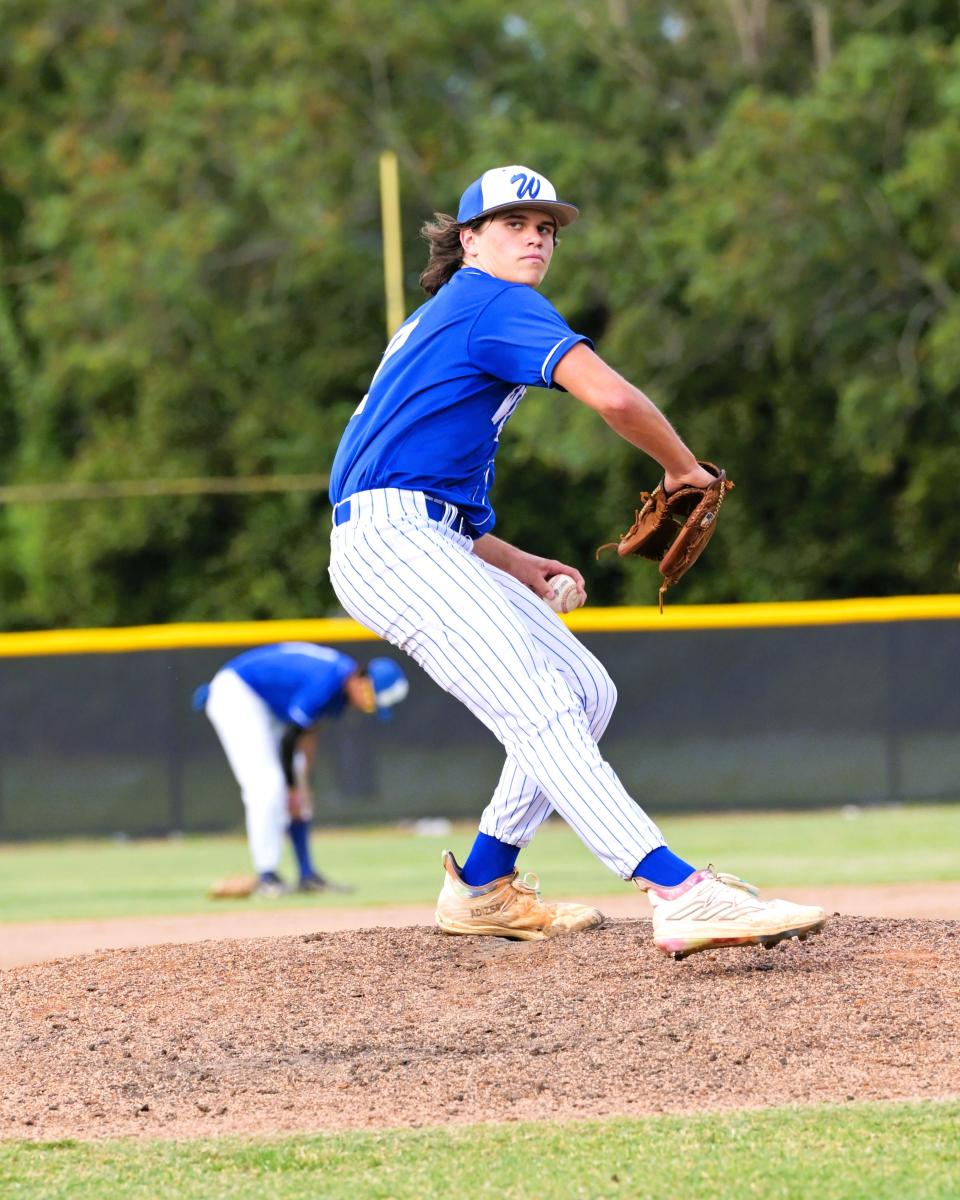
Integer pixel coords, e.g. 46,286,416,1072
0,595,958,657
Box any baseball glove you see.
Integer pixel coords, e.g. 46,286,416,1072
207,875,258,900
596,462,734,612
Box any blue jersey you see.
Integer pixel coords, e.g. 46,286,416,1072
227,643,357,727
329,268,590,536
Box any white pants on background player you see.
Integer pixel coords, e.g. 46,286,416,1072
205,668,291,875
329,487,665,877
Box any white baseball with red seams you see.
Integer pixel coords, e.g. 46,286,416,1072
546,573,583,614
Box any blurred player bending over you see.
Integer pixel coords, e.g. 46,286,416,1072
193,643,408,897
326,163,826,959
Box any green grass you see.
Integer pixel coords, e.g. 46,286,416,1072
1,803,957,924
2,1101,959,1199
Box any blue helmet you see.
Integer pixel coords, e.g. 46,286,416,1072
366,657,409,721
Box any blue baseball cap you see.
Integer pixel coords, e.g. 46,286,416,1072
457,165,579,228
367,657,410,721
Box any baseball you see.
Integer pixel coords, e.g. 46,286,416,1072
546,573,584,614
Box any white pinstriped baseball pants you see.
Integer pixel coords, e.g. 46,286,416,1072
328,488,664,878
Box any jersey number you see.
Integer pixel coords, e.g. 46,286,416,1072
351,317,422,417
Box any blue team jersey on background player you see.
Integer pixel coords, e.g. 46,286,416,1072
329,268,591,536
228,643,357,727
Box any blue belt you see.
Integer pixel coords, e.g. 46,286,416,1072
333,497,473,538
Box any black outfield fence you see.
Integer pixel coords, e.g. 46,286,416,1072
0,598,958,840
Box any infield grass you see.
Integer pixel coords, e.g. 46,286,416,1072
3,1100,959,1199
1,802,958,923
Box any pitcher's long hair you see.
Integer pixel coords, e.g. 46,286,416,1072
419,212,470,295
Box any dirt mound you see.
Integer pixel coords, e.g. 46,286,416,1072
3,915,958,1141
6,881,960,971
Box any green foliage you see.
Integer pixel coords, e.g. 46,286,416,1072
1,3,958,626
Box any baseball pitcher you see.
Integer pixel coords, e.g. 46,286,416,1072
327,166,825,959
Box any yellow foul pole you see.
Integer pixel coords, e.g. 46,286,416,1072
378,150,405,338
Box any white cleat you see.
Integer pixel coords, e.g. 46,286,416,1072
638,867,827,960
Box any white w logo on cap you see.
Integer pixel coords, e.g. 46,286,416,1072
511,172,542,200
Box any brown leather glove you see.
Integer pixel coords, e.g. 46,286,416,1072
207,875,258,899
597,462,734,612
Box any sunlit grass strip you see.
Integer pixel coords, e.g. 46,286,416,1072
2,805,958,924
2,1101,959,1199
1,594,958,656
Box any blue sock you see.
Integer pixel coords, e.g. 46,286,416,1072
632,846,696,888
287,818,316,881
460,831,521,887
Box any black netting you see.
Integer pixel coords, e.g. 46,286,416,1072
1,622,958,840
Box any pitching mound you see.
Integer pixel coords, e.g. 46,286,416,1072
3,915,958,1140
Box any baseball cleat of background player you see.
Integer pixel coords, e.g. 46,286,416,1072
253,872,290,899
637,867,827,960
297,873,354,895
435,851,604,941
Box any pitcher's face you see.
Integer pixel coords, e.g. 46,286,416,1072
460,208,558,287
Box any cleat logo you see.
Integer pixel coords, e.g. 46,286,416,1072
666,898,754,922
470,902,503,917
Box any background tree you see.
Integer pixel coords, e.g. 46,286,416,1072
0,0,957,628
